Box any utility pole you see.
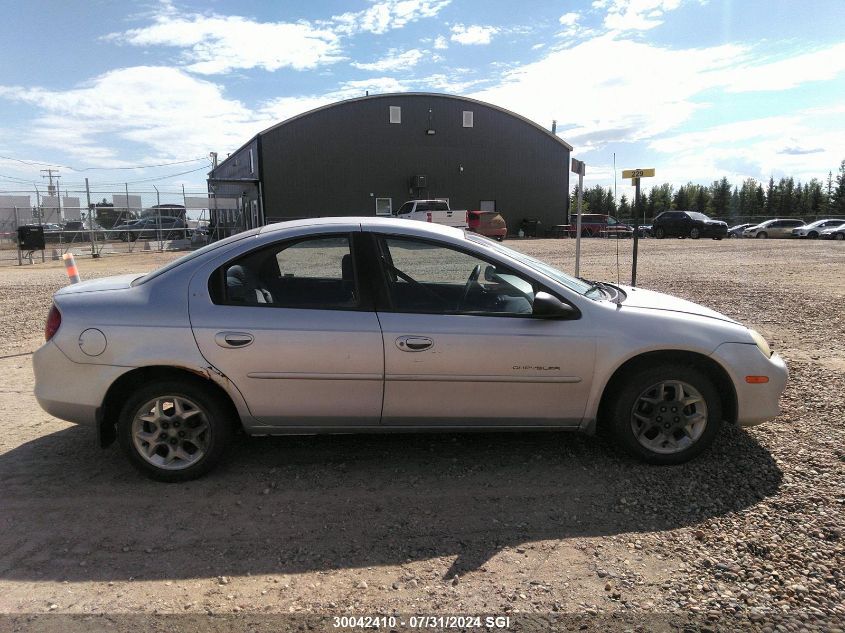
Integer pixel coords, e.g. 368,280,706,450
40,168,60,197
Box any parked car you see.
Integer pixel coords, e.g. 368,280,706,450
467,210,507,241
728,223,754,238
635,224,652,238
819,223,845,240
564,214,634,238
34,217,788,481
110,216,187,241
652,211,728,239
395,199,468,229
792,219,845,239
742,218,804,239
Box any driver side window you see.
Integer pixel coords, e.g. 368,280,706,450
378,236,536,316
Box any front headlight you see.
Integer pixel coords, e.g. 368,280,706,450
749,328,773,358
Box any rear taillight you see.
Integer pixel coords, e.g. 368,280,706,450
467,212,480,228
45,304,61,341
426,212,432,222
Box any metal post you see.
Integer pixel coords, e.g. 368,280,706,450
85,178,96,258
153,185,162,250
575,172,584,277
631,177,641,287
14,206,21,266
125,182,132,253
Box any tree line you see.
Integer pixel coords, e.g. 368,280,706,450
571,159,845,220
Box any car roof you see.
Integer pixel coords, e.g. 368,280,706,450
259,216,466,240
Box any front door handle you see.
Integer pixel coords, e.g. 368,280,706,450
215,331,254,348
396,336,433,352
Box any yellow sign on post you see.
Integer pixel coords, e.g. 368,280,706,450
622,168,655,179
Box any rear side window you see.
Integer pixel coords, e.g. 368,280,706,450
213,235,359,310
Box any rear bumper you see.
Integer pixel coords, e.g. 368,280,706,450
710,343,788,427
33,341,126,426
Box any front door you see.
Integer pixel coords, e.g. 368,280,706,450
372,234,595,427
189,231,384,428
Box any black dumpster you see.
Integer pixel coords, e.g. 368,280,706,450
17,225,46,250
519,217,541,237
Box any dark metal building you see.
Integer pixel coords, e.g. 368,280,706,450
208,93,572,234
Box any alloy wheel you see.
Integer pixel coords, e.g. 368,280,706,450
131,396,210,470
630,380,708,455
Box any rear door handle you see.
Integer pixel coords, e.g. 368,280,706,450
215,331,254,348
396,336,433,352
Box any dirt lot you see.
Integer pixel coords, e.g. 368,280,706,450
0,239,843,631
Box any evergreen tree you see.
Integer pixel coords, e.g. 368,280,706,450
831,159,845,215
765,177,775,215
709,177,731,217
619,194,630,217
673,185,689,210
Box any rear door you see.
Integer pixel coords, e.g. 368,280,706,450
370,233,595,427
188,229,384,428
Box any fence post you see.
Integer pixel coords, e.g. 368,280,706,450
85,178,97,258
14,206,21,266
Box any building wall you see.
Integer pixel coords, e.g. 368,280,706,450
208,138,261,233
257,94,570,231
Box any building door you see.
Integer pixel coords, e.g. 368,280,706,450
480,200,496,212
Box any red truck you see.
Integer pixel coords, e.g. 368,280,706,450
562,214,633,238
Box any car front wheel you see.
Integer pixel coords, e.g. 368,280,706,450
756,231,767,239
117,379,232,482
607,364,721,465
836,233,844,241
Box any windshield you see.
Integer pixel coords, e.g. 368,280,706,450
465,232,595,296
688,212,710,221
132,229,259,286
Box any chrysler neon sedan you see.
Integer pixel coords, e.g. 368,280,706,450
34,218,788,481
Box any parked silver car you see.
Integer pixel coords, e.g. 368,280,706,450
742,218,805,238
34,218,788,481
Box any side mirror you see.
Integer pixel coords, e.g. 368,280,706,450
532,291,578,319
483,264,498,282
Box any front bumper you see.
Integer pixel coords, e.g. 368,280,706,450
33,340,127,426
710,342,788,427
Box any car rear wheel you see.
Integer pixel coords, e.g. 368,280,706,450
607,364,721,465
689,227,701,239
654,227,665,239
756,231,767,239
117,379,232,482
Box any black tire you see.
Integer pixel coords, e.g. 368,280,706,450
689,227,701,239
117,378,233,482
835,233,844,241
808,231,818,239
496,236,504,242
756,231,767,239
606,363,722,465
654,227,665,239
581,228,593,238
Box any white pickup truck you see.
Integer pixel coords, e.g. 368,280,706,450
395,199,468,229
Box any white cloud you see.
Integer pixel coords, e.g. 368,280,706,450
352,48,425,72
108,1,451,75
107,13,343,75
559,12,580,26
433,35,449,50
331,0,451,35
601,0,684,31
720,43,845,93
0,67,268,163
450,24,499,46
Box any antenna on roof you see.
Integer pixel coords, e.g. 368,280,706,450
365,90,369,96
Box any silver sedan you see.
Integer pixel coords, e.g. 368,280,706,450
34,218,788,481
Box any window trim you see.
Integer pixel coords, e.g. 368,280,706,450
371,233,580,319
209,232,373,312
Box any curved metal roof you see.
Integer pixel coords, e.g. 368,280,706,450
256,92,573,151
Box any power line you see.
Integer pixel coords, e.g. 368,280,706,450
0,154,209,171
94,164,211,186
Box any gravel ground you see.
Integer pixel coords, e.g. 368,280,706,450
0,238,843,632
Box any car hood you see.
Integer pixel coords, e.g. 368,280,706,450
617,286,739,324
54,273,145,295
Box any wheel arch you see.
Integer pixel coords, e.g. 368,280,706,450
595,350,738,434
97,365,242,448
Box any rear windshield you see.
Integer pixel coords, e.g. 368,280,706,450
416,201,449,212
132,229,259,286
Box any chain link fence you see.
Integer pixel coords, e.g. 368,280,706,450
0,185,246,265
